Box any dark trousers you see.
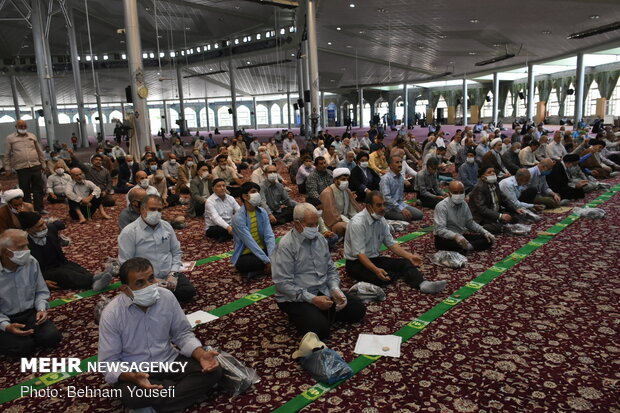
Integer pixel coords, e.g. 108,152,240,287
116,355,222,413
101,193,116,207
43,261,93,289
277,293,366,340
188,199,205,218
434,234,492,252
68,196,103,220
557,186,585,200
0,308,61,357
345,256,424,288
227,185,242,198
47,193,67,204
235,251,266,275
205,226,231,241
17,165,45,211
114,183,133,194
419,194,442,209
272,206,294,225
170,272,197,302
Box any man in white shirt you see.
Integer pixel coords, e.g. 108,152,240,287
546,131,568,161
204,178,240,242
47,163,72,204
65,168,111,223
282,132,298,155
313,140,328,159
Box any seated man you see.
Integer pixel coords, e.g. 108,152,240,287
546,153,587,200
468,168,525,234
118,195,196,302
305,156,333,204
433,181,496,252
520,159,562,210
18,211,112,290
349,152,380,201
295,156,315,193
212,154,243,198
580,139,614,179
188,163,212,218
0,189,35,234
231,182,276,278
149,170,182,207
260,164,297,225
70,151,116,207
344,191,446,293
546,131,568,161
319,167,363,237
251,156,271,185
47,162,72,203
205,178,240,242
499,168,546,213
502,142,522,175
337,150,357,171
162,154,180,187
119,187,147,230
480,138,511,180
0,229,61,357
458,149,478,194
98,257,222,412
380,156,423,222
563,156,605,193
414,157,447,209
271,203,366,340
65,168,111,223
518,140,541,167
368,146,388,175
176,156,197,194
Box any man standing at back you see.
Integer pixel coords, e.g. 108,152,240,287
4,120,47,214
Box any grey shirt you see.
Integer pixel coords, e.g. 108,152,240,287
259,180,297,214
344,208,395,261
414,168,442,198
162,161,180,179
433,197,487,240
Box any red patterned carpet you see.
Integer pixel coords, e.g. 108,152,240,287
0,168,618,413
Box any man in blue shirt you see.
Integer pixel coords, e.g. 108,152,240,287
99,257,222,412
458,149,479,194
380,156,423,221
232,182,276,278
0,229,61,357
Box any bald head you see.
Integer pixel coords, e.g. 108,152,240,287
449,180,464,194
539,158,554,172
135,170,147,181
515,168,531,186
70,168,84,182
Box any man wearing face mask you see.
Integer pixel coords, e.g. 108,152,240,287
18,211,112,290
481,138,511,180
283,132,298,155
231,182,276,278
0,189,35,234
171,138,186,158
433,180,496,252
4,120,47,214
502,142,522,175
118,195,196,302
260,164,297,225
205,179,240,242
162,154,180,187
99,257,222,412
120,188,147,230
115,155,141,194
313,139,328,159
520,159,562,210
65,167,111,223
175,156,197,194
46,162,72,203
414,157,448,209
70,151,116,207
212,154,243,198
319,168,363,237
379,156,423,222
271,203,365,339
0,229,61,357
345,191,446,293
188,163,212,218
305,157,333,204
468,168,525,234
458,149,479,194
251,156,273,185
349,152,380,202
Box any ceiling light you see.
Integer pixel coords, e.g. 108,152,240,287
449,61,455,64
567,21,620,39
418,45,425,49
377,8,386,13
330,79,335,82
185,27,190,30
246,61,251,64
234,5,240,9
359,31,364,34
438,34,446,39
590,15,600,19
349,3,355,7
493,43,502,47
336,27,341,30
468,51,476,55
346,45,352,48
469,19,479,23
328,42,332,45
542,30,551,35
291,53,295,56
209,68,213,71
475,53,516,66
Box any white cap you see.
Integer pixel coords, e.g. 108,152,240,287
3,188,24,202
333,167,350,179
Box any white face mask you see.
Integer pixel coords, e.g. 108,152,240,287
131,284,160,307
200,172,209,179
220,164,227,170
267,173,278,182
319,144,324,149
485,174,497,184
139,179,149,188
466,157,475,164
248,192,262,206
338,180,349,191
513,149,521,154
17,129,27,135
360,161,369,168
55,168,65,175
143,211,161,226
302,226,319,239
451,193,465,204
127,161,134,167
9,249,30,266
186,161,194,167
33,228,48,239
169,159,176,165
149,165,158,171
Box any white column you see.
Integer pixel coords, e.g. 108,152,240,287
403,84,408,128
67,7,88,147
574,53,585,125
10,76,20,119
492,72,499,126
462,77,468,127
527,63,535,122
31,0,55,145
176,64,186,135
358,88,364,128
306,0,320,135
229,52,238,134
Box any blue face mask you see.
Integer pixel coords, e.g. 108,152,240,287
542,171,551,176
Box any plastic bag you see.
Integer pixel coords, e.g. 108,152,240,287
521,209,542,221
387,220,409,234
430,250,468,268
300,348,353,384
211,348,260,397
94,296,111,325
348,282,386,303
504,223,532,236
104,258,120,276
573,207,606,219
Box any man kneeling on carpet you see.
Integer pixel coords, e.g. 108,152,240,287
99,257,222,413
271,203,366,340
344,191,447,294
0,229,61,357
18,211,112,291
231,182,276,278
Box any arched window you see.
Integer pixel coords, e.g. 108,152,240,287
362,102,371,125
91,113,107,124
565,83,576,117
237,106,251,125
58,113,71,124
72,113,87,123
20,114,33,121
481,92,493,119
270,103,281,125
0,114,15,123
394,97,405,122
218,106,232,127
547,88,559,117
109,110,123,123
515,90,526,117
609,80,620,116
435,96,448,120
376,100,389,120
256,104,269,125
282,103,291,125
199,107,216,128
184,108,197,128
584,80,600,117
504,91,513,117
168,108,179,128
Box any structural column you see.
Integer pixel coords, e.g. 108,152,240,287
67,7,88,147
403,83,408,128
229,53,238,133
286,91,292,129
358,88,364,128
10,76,20,119
252,97,258,130
574,53,585,125
306,0,320,135
176,64,186,135
462,77,468,126
123,0,153,156
30,0,55,145
204,98,210,131
320,91,325,128
527,63,535,122
492,72,499,126
94,72,105,137
162,100,169,132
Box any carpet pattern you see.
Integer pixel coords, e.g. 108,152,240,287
0,147,618,412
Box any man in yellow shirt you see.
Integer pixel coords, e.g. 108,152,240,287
369,146,388,175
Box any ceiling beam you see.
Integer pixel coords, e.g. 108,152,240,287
14,76,34,106
182,67,252,96
317,47,436,76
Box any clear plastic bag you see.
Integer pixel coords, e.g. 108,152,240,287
573,207,606,219
430,250,468,268
300,348,353,384
387,220,409,234
348,282,386,303
94,296,111,325
521,209,542,221
212,348,260,397
504,223,532,236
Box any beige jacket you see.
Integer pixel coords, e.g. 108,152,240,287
4,132,45,171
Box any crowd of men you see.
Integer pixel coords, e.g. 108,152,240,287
1,119,618,412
